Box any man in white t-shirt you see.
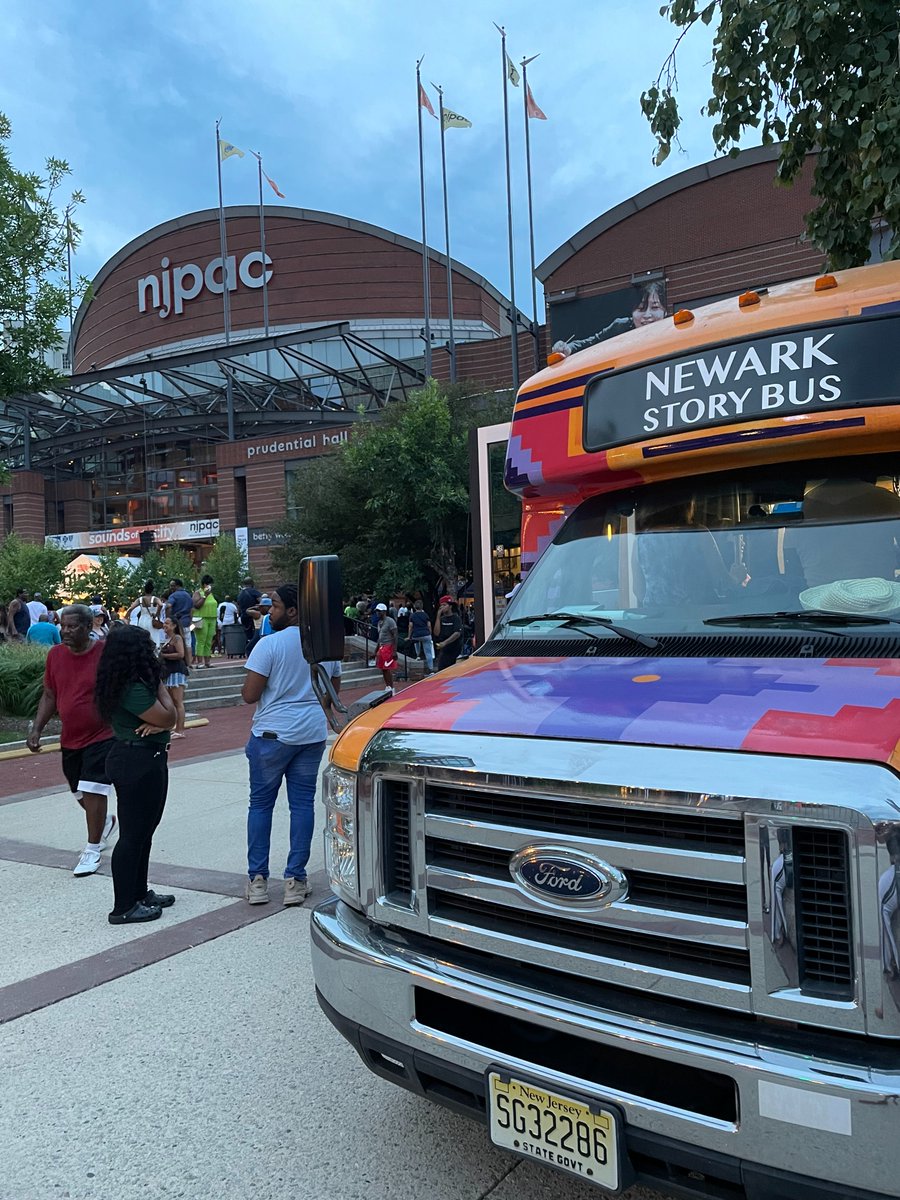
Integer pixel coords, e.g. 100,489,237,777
217,596,239,626
27,592,49,623
240,583,341,907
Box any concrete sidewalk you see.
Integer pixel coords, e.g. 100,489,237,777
0,745,670,1200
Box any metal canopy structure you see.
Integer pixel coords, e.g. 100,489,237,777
0,323,428,472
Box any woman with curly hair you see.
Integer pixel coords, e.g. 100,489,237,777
95,625,177,924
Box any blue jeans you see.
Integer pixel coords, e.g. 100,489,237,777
413,636,434,670
245,735,326,880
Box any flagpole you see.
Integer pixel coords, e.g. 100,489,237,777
522,54,541,373
254,153,271,340
215,118,235,441
495,24,520,392
416,57,433,378
214,119,232,347
435,85,457,383
64,207,74,369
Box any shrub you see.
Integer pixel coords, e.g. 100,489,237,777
0,642,49,718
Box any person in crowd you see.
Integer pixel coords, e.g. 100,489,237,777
257,595,274,637
126,580,166,647
89,595,110,641
160,615,191,738
237,577,261,644
375,602,399,693
217,594,239,650
26,591,49,624
245,593,273,651
458,605,475,659
409,600,434,674
166,577,194,629
218,594,239,626
241,584,341,907
396,598,411,642
26,612,61,647
343,598,359,636
368,598,380,646
95,625,177,924
7,588,31,641
26,604,117,876
192,574,218,667
434,595,463,672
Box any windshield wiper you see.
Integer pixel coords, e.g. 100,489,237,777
704,609,900,629
506,611,660,650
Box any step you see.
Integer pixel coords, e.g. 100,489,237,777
183,664,387,710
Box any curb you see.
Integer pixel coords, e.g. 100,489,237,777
0,717,210,761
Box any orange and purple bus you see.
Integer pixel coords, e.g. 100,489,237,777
309,260,900,1200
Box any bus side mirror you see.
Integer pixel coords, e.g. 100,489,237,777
298,555,344,665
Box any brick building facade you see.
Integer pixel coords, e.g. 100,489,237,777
3,145,829,586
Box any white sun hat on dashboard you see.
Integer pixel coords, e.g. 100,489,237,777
799,577,900,613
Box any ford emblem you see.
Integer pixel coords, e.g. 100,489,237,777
509,845,629,909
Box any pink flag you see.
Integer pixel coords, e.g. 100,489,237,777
525,82,547,120
264,172,285,199
419,82,437,119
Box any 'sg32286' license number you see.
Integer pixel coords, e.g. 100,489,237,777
487,1072,620,1190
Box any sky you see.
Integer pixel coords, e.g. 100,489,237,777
1,1,723,321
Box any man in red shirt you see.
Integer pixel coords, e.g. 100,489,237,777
27,604,117,876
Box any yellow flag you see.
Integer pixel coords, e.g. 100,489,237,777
441,107,472,131
506,54,520,87
218,138,245,162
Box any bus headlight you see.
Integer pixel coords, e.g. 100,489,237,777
323,766,360,906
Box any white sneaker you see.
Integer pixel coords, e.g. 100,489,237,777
73,848,101,877
99,813,118,852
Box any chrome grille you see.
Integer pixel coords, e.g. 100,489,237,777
793,827,854,998
367,732,881,1035
425,838,747,920
427,785,745,853
416,782,751,1006
428,892,751,985
381,780,413,904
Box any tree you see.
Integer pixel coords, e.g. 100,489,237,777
272,381,513,598
202,535,248,602
0,112,86,398
0,532,69,606
641,1,900,268
76,551,138,611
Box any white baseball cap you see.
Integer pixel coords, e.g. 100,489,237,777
375,603,388,611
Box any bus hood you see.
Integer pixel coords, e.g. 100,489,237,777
335,654,900,770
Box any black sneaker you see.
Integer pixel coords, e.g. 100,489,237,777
143,890,175,908
108,902,162,925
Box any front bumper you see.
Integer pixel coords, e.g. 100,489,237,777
311,898,900,1200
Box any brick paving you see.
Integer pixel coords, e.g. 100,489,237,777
0,673,411,801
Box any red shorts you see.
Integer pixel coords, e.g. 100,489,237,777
376,644,398,671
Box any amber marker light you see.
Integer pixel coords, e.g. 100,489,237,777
547,351,566,365
672,309,694,326
814,274,838,291
738,290,761,308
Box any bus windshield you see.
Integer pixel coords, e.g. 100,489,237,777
496,454,900,642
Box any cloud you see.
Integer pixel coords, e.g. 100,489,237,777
0,0,724,307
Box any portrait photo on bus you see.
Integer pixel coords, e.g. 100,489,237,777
549,274,668,359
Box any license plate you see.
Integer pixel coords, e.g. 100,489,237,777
487,1072,620,1191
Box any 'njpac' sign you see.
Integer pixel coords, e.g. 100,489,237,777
137,251,274,319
